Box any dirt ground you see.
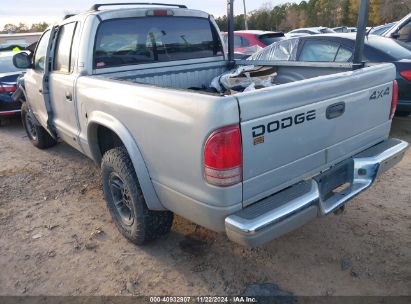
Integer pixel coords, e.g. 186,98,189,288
0,116,410,297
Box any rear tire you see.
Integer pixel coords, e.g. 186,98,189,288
101,146,174,245
21,103,57,149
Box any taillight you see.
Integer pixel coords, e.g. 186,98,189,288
390,80,398,120
146,9,174,16
0,82,16,94
400,70,411,82
204,125,242,187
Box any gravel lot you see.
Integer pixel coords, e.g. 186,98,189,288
0,116,410,296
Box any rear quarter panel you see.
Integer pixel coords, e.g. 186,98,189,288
75,76,243,212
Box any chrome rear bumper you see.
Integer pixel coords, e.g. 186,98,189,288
225,139,409,247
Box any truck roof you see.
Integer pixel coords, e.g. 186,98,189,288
89,3,188,10
63,3,210,24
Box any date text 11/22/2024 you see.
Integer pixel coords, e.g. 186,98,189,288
149,296,258,303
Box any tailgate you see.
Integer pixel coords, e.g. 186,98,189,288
238,63,396,207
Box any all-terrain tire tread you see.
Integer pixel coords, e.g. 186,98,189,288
101,146,173,245
21,103,57,149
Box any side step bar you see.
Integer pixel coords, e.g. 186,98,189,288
225,139,409,247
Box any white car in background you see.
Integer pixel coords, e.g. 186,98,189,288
333,26,357,33
287,26,335,37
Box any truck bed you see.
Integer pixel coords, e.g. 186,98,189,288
96,59,352,94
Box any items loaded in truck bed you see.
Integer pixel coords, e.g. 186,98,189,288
210,65,277,94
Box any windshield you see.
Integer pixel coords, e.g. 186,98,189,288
320,28,335,33
0,53,21,73
371,24,394,36
94,17,223,69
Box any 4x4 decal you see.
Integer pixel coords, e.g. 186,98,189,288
370,87,390,101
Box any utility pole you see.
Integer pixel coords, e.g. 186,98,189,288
243,0,248,30
353,0,369,69
227,0,235,62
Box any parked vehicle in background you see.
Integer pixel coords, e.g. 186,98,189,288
222,30,285,53
249,33,411,115
0,44,26,52
13,4,408,248
287,27,335,37
0,51,25,122
369,22,396,36
333,26,357,33
333,26,348,33
384,13,411,44
0,32,42,52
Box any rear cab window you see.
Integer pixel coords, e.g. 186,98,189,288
94,16,223,69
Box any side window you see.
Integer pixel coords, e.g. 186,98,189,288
335,47,353,62
34,30,51,71
54,22,77,73
234,35,242,48
398,21,411,43
299,40,339,62
240,37,250,47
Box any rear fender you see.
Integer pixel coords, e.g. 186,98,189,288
87,111,165,211
15,84,42,127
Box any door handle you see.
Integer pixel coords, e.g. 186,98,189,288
326,102,345,120
39,88,43,93
65,92,72,101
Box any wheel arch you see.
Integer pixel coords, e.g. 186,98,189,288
86,111,166,211
18,83,43,127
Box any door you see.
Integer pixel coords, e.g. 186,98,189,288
24,30,51,128
48,21,82,150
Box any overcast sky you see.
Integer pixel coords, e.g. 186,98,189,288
0,0,299,28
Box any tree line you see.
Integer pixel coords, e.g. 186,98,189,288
2,0,410,34
215,0,411,32
1,22,49,34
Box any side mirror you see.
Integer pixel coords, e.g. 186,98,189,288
13,52,32,69
391,32,400,39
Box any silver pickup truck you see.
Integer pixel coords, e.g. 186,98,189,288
13,3,408,247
